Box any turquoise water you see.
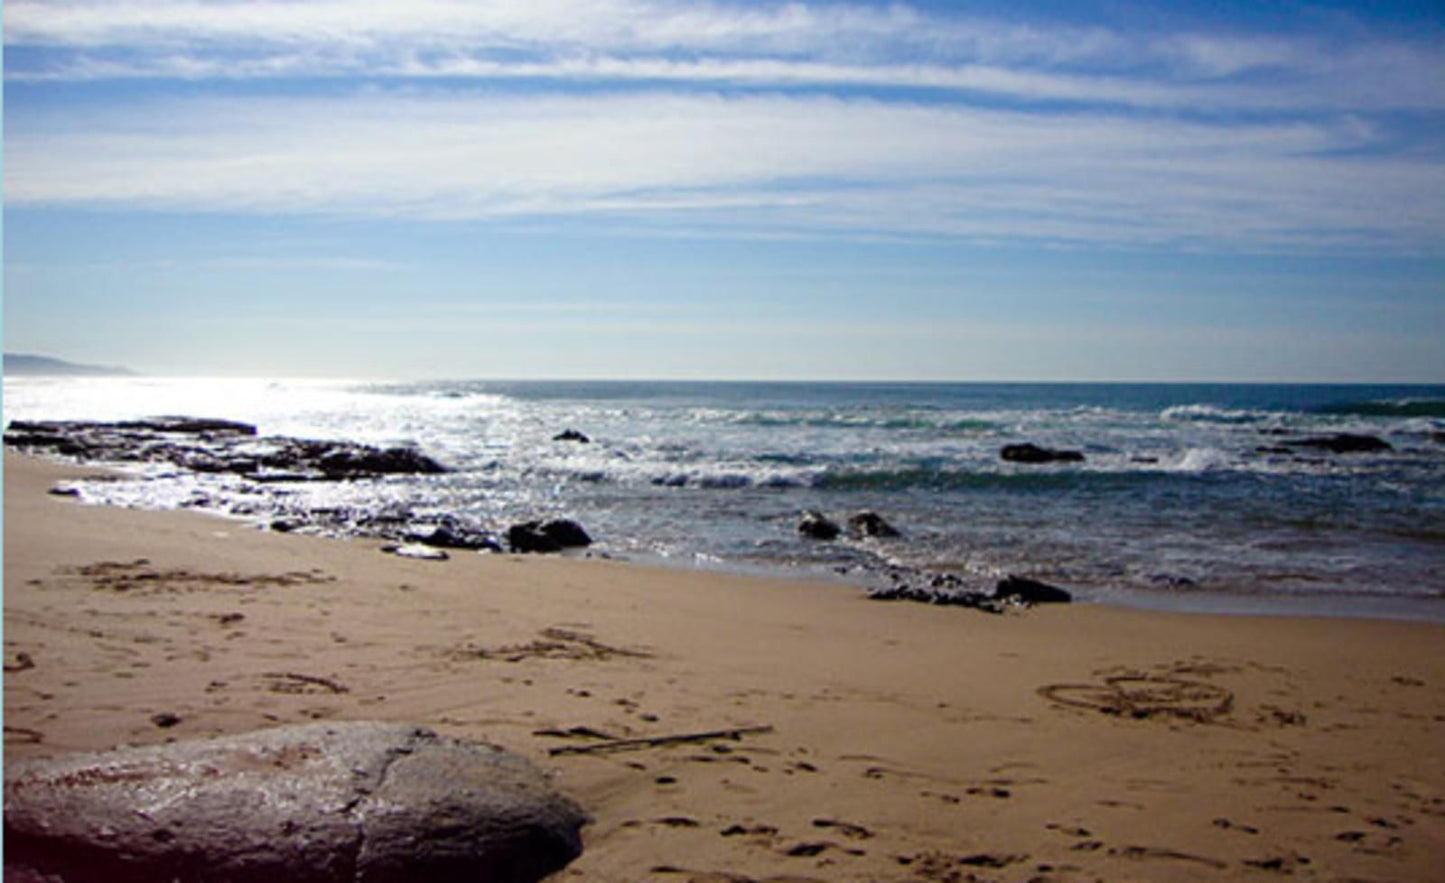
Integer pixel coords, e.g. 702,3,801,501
7,378,1444,620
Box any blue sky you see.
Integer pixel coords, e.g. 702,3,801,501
4,0,1443,381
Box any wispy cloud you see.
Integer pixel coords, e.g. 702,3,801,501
8,89,1440,253
8,0,1444,111
6,1,1443,254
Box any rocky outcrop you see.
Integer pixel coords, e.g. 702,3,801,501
551,429,590,444
797,510,841,541
868,570,1073,611
116,417,258,436
507,519,593,554
3,721,586,883
4,419,448,480
867,571,1004,613
847,511,901,539
1000,443,1085,464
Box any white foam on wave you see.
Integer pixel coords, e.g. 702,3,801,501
1161,403,1271,424
1169,447,1234,473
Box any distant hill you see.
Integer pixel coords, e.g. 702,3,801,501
3,353,138,377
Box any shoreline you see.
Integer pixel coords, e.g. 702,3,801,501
6,451,1445,881
19,444,1445,626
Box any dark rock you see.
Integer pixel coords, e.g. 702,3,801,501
116,417,258,436
150,712,182,729
798,510,841,541
994,575,1072,604
847,511,900,539
1280,433,1392,454
3,721,586,883
4,419,448,481
867,582,1003,614
507,523,560,554
315,446,448,479
506,520,592,553
539,519,592,549
552,429,590,444
1000,443,1085,464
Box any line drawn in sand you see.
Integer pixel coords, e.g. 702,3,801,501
1038,676,1234,723
457,628,652,663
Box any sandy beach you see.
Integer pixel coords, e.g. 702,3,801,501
5,452,1444,882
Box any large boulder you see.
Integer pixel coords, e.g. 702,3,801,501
797,510,841,541
3,721,586,883
315,445,448,479
1000,443,1085,464
847,511,901,539
538,519,593,549
507,519,593,554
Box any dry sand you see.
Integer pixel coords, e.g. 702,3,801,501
5,452,1444,882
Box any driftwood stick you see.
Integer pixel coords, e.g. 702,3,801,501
547,725,774,756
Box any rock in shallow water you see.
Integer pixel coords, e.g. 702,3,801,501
1000,443,1085,464
797,510,841,541
847,511,901,539
3,721,587,883
1280,433,1392,454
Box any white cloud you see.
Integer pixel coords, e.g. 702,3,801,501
7,1,1444,112
8,90,1442,253
6,2,1442,254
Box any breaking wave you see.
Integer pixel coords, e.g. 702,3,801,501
1314,399,1445,419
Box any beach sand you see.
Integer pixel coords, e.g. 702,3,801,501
5,452,1444,882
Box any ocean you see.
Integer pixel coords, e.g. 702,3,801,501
5,377,1444,621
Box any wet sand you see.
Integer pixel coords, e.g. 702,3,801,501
5,452,1444,882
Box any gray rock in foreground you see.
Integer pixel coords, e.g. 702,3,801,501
4,721,587,883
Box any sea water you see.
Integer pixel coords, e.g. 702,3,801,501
5,377,1444,621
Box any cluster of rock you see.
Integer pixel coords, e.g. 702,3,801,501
797,509,901,541
3,721,586,883
999,432,1394,467
6,417,600,559
4,419,447,481
868,571,1073,612
368,516,594,557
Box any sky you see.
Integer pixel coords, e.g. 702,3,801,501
3,0,1443,382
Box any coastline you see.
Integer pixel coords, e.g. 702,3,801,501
5,452,1444,881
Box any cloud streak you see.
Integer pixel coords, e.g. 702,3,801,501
6,1,1443,254
9,90,1441,253
8,0,1444,111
